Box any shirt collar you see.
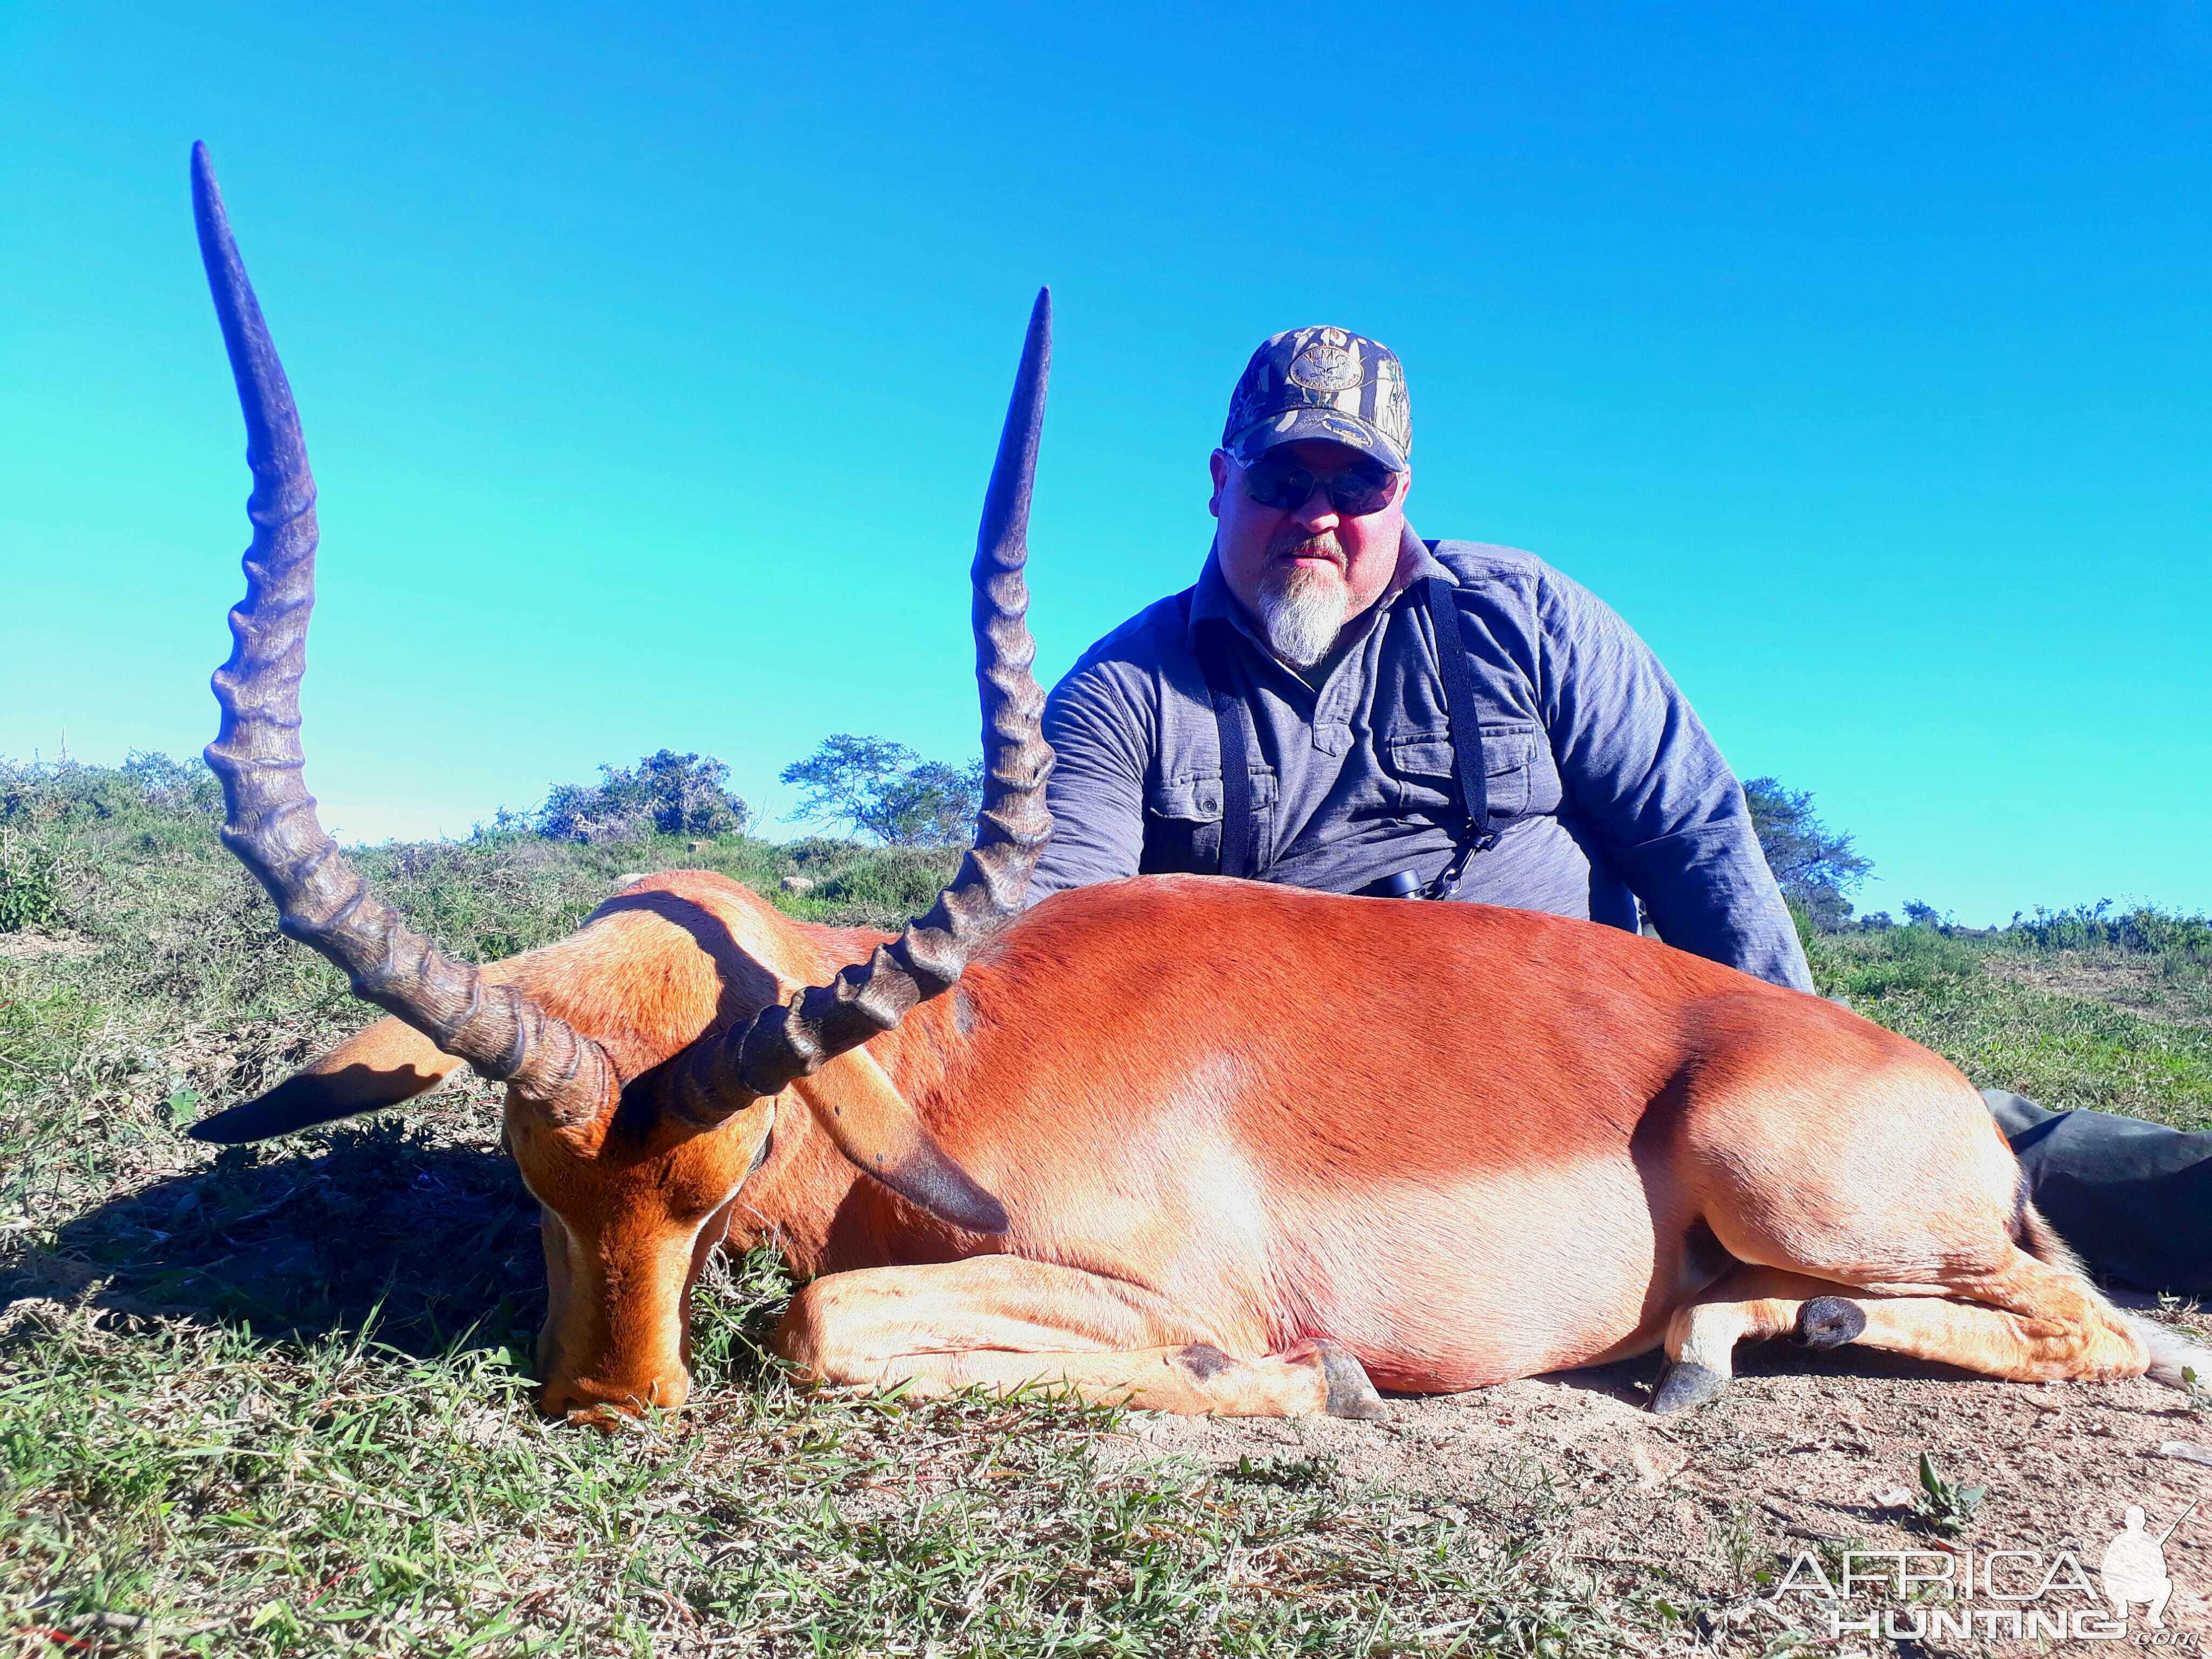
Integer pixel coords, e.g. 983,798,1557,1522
1185,523,1449,654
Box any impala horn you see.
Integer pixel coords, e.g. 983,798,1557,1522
187,142,618,1138
666,292,1057,1170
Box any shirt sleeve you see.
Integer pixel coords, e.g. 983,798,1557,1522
1027,659,1153,902
1531,567,1814,992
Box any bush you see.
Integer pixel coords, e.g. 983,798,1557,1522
2009,900,2212,963
1,750,220,828
0,752,221,934
0,827,64,932
811,847,965,921
524,750,750,845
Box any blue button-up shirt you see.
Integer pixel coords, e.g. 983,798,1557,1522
1028,531,1814,993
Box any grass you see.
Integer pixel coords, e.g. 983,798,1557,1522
1804,915,2212,1128
4,754,2211,1653
8,1247,1629,1657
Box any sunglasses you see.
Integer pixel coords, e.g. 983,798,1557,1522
1239,453,1399,516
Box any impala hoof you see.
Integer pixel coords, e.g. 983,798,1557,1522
1652,1359,1728,1414
1794,1296,1866,1351
1316,1341,1392,1422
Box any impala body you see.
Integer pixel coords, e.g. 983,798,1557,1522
186,143,2199,1424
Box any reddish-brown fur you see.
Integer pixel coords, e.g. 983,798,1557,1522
287,866,2154,1420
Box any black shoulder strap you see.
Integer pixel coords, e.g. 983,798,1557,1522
1421,576,1499,855
1194,619,1258,880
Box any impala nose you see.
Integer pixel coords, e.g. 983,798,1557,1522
538,1366,690,1424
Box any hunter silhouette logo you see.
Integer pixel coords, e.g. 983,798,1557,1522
2102,1500,2196,1629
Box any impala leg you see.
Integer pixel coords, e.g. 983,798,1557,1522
775,1256,1390,1420
1794,1248,2147,1382
1657,1266,1830,1413
1656,1253,2148,1415
1690,1075,2149,1393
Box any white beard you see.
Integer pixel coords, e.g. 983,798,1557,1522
1254,565,1350,670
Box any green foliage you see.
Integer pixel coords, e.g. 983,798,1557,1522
2013,899,2212,962
2180,1364,2212,1414
0,828,64,932
0,751,226,935
809,846,965,919
1910,1451,1986,1536
781,733,984,847
1,750,220,828
1742,776,1871,931
521,748,751,844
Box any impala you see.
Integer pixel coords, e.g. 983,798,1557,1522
187,143,2199,1424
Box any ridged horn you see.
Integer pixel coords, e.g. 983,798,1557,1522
673,291,1056,1120
190,141,616,1135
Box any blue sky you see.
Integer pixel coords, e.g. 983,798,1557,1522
3,4,2207,924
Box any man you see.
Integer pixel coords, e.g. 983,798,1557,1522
1031,325,1808,988
1028,325,2209,1295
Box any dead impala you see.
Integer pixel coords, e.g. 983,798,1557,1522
188,143,2201,1423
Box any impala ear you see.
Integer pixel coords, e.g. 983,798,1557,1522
791,1049,1009,1236
191,1016,465,1143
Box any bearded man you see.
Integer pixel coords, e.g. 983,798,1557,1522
1025,325,2210,1296
1030,326,1808,986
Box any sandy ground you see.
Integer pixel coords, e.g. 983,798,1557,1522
1122,1324,2212,1642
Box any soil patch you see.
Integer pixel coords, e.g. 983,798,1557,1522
1128,1333,2212,1637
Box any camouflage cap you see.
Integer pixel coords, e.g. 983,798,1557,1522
1222,326,1411,471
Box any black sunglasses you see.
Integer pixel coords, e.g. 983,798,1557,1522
1239,452,1399,516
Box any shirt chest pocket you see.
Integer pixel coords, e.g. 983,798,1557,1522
1380,723,1536,821
1137,771,1278,875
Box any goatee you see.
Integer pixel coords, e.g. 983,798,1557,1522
1253,545,1351,670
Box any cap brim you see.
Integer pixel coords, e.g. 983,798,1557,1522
1229,407,1406,471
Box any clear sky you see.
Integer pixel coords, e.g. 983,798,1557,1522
3,4,2207,925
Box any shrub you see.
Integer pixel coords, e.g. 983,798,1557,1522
811,847,965,922
121,750,223,816
1,750,220,828
0,752,219,933
2011,900,2212,963
526,750,750,844
0,826,64,932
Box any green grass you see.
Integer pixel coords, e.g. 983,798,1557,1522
8,1245,1641,1657
5,755,2211,1653
1805,920,2212,1128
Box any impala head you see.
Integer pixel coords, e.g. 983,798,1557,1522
183,143,1053,1419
